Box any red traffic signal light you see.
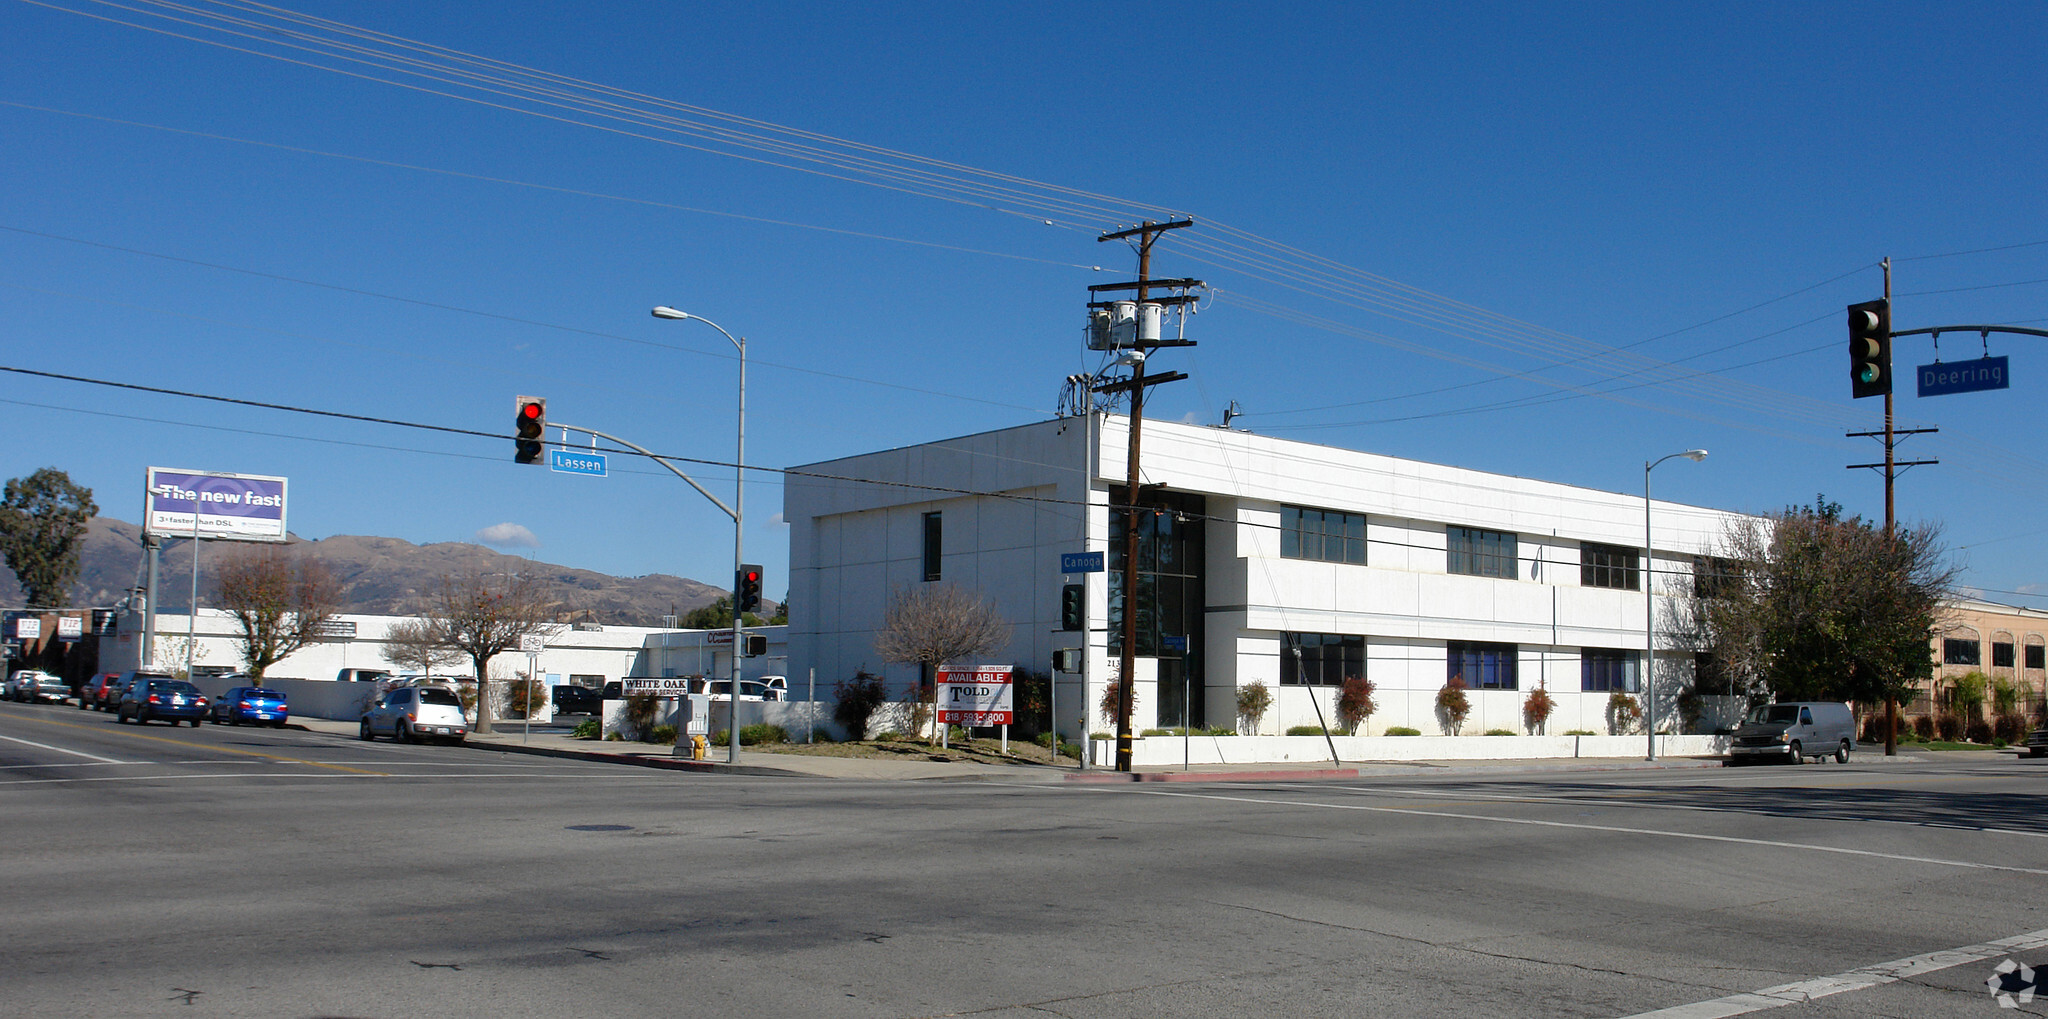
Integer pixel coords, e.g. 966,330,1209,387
736,564,763,613
514,396,547,464
1847,300,1891,399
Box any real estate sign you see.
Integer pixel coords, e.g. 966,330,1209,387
144,467,289,542
937,665,1014,726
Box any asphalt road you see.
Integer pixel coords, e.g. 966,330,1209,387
5,697,2047,1018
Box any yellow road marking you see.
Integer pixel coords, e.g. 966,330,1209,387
4,714,390,776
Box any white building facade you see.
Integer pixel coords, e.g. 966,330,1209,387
787,415,1752,744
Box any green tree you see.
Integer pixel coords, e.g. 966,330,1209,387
0,468,97,607
680,596,764,630
1679,497,1956,744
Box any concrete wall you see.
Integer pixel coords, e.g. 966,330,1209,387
1090,733,1735,768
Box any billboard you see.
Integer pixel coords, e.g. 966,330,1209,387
144,468,289,542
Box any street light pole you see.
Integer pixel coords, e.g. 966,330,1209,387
652,306,746,765
1644,449,1707,761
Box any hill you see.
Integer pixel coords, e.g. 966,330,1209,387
0,517,736,627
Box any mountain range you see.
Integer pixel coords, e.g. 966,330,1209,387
0,517,737,626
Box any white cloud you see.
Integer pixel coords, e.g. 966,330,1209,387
768,511,788,528
476,522,540,548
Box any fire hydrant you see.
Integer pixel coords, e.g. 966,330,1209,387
690,734,708,760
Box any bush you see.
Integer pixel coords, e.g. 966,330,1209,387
623,694,659,739
1337,675,1376,734
1861,713,1907,743
1965,718,1994,745
1523,684,1556,735
874,730,905,742
1236,681,1272,734
1141,727,1173,737
1089,731,1111,741
1606,692,1642,736
507,677,548,719
1994,712,2027,745
1563,729,1597,736
647,724,678,745
571,717,600,740
739,723,788,745
1935,712,1963,741
1436,677,1471,735
1484,728,1516,736
832,670,889,740
1914,715,1936,739
1286,725,1337,736
1385,726,1421,736
1201,725,1237,736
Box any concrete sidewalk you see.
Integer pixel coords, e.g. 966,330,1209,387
281,715,1857,783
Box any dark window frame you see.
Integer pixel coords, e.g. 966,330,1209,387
1281,506,1366,565
1448,640,1518,691
1281,632,1365,687
1580,542,1640,591
921,511,942,582
1993,641,2016,669
2026,643,2045,670
1447,526,1518,580
1943,637,1981,666
1579,648,1639,692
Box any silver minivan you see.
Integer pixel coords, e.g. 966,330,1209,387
1729,701,1856,764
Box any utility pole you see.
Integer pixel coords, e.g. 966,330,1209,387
1091,218,1198,772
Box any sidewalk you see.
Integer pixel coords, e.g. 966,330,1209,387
287,716,1829,783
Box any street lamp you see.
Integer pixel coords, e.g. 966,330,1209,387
651,306,747,766
1644,449,1707,761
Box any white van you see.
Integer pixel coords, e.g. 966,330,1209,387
1729,701,1857,764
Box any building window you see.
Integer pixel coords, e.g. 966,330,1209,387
2028,644,2046,670
1282,632,1364,686
1993,641,2016,668
1580,648,1639,692
1448,527,1517,579
1448,641,1518,690
1943,638,1980,666
1282,506,1365,565
1693,555,1740,598
1581,543,1640,591
921,511,942,582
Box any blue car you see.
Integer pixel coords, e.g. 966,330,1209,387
117,679,210,726
211,686,289,727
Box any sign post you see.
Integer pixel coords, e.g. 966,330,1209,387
519,633,545,743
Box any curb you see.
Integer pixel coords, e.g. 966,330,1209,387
1068,767,1362,784
461,738,809,777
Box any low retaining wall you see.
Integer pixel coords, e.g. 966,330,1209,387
1088,733,1732,768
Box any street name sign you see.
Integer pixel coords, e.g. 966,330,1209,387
1060,551,1104,574
937,666,1014,725
1918,356,2009,398
549,449,608,477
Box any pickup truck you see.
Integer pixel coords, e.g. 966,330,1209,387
9,670,69,704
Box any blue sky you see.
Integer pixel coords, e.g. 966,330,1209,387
3,1,2044,608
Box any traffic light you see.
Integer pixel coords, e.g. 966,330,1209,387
1060,583,1085,631
736,564,763,613
514,396,547,464
1847,299,1892,399
742,633,767,657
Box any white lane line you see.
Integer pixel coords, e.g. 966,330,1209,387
1117,787,2048,876
1618,926,2048,1018
0,732,129,765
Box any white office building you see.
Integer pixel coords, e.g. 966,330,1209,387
786,414,1751,749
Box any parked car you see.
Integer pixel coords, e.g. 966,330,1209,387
79,673,123,711
1728,701,1856,764
117,678,210,726
101,671,173,713
360,686,468,744
2026,726,2047,758
9,670,68,704
553,685,601,716
211,686,289,727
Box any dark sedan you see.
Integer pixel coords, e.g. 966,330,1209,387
211,686,289,727
117,679,209,726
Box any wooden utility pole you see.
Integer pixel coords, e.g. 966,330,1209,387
1092,218,1196,772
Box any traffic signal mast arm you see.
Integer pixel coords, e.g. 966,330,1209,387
541,419,736,521
1888,324,2048,340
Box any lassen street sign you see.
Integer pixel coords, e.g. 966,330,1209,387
549,448,608,477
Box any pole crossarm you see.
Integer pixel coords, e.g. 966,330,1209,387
549,421,736,520
1890,324,2048,340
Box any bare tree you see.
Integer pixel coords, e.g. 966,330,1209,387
380,617,465,679
214,545,342,679
872,584,1009,741
422,571,557,733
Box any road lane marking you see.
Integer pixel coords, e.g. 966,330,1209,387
0,714,390,776
0,732,129,764
1115,787,2048,876
1617,926,2048,1018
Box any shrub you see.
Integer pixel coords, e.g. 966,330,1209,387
1861,713,1907,743
1337,675,1376,734
1914,715,1935,739
1992,676,2021,717
648,724,678,745
1384,726,1422,736
1201,725,1237,736
1951,672,1989,724
1993,712,2027,745
1935,712,1963,741
1089,731,1111,741
875,730,905,742
1287,725,1335,736
623,694,660,739
1965,718,1994,745
604,731,623,741
1484,728,1515,736
1436,677,1470,735
739,723,788,745
1523,684,1556,735
1141,727,1173,737
832,670,889,740
1236,681,1272,734
571,717,601,740
507,676,548,719
906,675,935,741
1606,692,1642,736
1563,729,1597,736
1101,679,1132,729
